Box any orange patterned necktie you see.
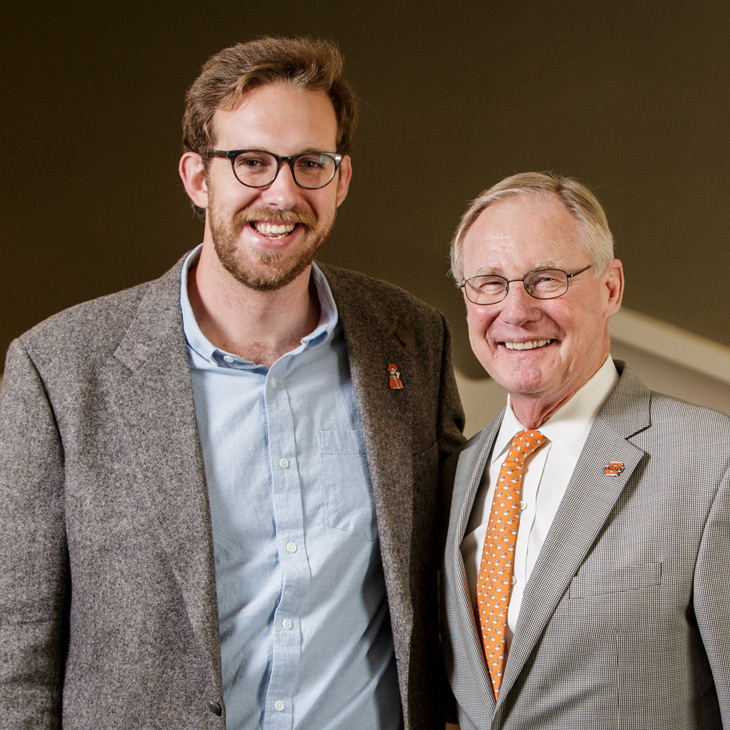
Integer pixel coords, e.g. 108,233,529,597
476,429,548,700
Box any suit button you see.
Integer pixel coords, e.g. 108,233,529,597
207,701,222,716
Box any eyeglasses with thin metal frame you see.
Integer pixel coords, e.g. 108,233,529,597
459,265,592,305
208,149,343,190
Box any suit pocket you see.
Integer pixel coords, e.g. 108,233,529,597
569,562,662,598
317,429,377,541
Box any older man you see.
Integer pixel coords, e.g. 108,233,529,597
0,37,464,729
441,172,730,729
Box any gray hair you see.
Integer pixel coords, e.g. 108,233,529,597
450,171,614,282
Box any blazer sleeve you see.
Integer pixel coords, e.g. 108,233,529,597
435,312,466,466
0,339,68,729
694,459,730,726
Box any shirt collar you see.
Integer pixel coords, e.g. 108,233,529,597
179,244,339,366
493,356,619,463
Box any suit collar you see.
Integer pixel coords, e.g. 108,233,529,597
322,264,413,570
446,418,504,715
113,257,187,372
112,257,223,686
449,418,504,552
594,360,652,438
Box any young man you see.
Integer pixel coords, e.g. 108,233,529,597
0,37,464,729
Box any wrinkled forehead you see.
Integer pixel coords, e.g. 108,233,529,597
462,193,585,275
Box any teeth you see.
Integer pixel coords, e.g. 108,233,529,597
253,221,296,237
504,339,552,351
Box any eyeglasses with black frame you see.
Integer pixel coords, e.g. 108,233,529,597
459,265,592,305
208,149,343,190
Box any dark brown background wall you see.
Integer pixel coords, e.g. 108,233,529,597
3,0,729,377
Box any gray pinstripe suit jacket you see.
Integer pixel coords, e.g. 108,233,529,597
441,362,730,729
0,256,464,729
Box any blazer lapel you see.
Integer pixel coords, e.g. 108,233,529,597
446,420,503,714
499,364,651,703
110,261,221,683
325,267,416,596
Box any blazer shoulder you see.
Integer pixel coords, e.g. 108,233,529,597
318,262,447,325
609,364,730,462
13,259,183,372
649,390,730,441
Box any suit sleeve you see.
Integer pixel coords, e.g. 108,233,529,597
694,460,730,727
0,339,68,729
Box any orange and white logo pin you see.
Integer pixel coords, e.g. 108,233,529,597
388,363,404,390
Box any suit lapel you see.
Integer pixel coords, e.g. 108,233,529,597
447,420,503,714
110,261,222,683
499,364,650,703
324,267,416,596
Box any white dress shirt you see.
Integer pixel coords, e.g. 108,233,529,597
461,356,619,645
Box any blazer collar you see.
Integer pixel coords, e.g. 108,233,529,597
112,256,222,686
321,264,416,590
444,416,504,717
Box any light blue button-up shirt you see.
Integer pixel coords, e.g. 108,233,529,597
180,247,401,730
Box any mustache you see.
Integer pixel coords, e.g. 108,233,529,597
234,206,317,230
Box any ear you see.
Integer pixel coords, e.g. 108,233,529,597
335,155,352,207
179,152,209,210
603,258,624,316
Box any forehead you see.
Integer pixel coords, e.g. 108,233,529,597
463,193,585,274
211,83,339,151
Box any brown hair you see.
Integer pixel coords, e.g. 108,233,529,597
182,36,358,158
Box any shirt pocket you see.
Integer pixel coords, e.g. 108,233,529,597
316,429,376,541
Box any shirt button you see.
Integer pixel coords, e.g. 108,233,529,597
270,377,277,388
274,700,285,712
511,575,517,586
222,355,234,363
279,458,290,469
519,500,527,511
282,618,293,630
286,542,297,553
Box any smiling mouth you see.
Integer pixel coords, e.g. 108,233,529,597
251,221,297,239
503,339,554,350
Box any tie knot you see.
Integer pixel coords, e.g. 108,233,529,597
506,430,548,466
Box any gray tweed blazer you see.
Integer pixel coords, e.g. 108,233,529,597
0,256,465,729
441,362,730,730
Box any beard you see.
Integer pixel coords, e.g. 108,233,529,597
208,199,334,292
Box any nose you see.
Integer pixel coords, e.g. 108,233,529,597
497,281,542,326
260,161,301,209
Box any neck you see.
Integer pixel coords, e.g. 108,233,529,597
509,394,572,430
510,349,612,429
188,249,320,368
